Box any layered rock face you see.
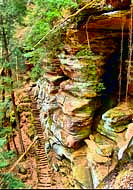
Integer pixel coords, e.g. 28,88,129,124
33,7,133,189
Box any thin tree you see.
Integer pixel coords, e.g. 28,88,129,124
0,0,27,153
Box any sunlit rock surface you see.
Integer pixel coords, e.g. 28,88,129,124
97,103,133,141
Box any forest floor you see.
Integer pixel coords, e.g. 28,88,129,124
10,85,38,189
9,82,69,189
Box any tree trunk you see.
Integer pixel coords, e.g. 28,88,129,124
6,136,11,151
12,134,19,155
0,15,6,104
11,91,25,153
0,16,25,154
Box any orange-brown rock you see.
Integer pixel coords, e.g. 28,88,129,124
84,10,132,31
53,109,93,133
60,80,98,98
59,54,105,82
56,91,101,117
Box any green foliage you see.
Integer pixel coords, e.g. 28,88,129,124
0,160,8,168
0,98,11,124
24,0,78,81
0,127,12,138
76,49,95,57
0,0,27,90
10,111,16,125
0,151,15,169
0,0,26,17
96,82,105,93
0,173,26,189
0,137,7,149
23,47,44,81
29,63,43,81
0,137,15,168
0,0,27,31
0,99,15,170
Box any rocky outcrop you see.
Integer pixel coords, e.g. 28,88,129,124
33,5,133,189
97,161,133,189
97,103,133,141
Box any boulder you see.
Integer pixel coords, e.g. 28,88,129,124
59,54,105,82
42,57,64,75
52,108,93,133
97,103,133,141
97,120,128,142
85,135,117,188
102,103,133,127
56,91,101,117
46,117,91,148
71,145,93,189
60,79,100,98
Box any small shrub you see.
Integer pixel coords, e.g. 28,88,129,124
76,49,95,57
0,173,26,189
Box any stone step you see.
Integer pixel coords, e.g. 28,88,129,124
34,119,41,122
32,109,39,112
38,177,51,181
36,130,44,133
37,145,45,149
36,129,43,132
36,148,45,152
38,160,48,163
37,134,44,137
36,131,43,134
38,179,50,183
39,172,51,176
37,136,44,139
36,130,43,133
38,166,48,170
36,150,45,153
37,140,45,143
34,122,41,124
32,110,39,112
37,131,44,134
38,153,47,157
36,127,43,129
36,151,45,154
38,163,48,167
35,127,42,130
37,185,51,189
37,185,51,188
37,154,47,158
37,162,48,166
35,124,42,126
33,114,40,116
28,94,54,189
33,114,40,117
37,153,47,157
38,157,47,160
36,153,46,156
37,145,44,148
38,159,48,163
38,181,51,184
